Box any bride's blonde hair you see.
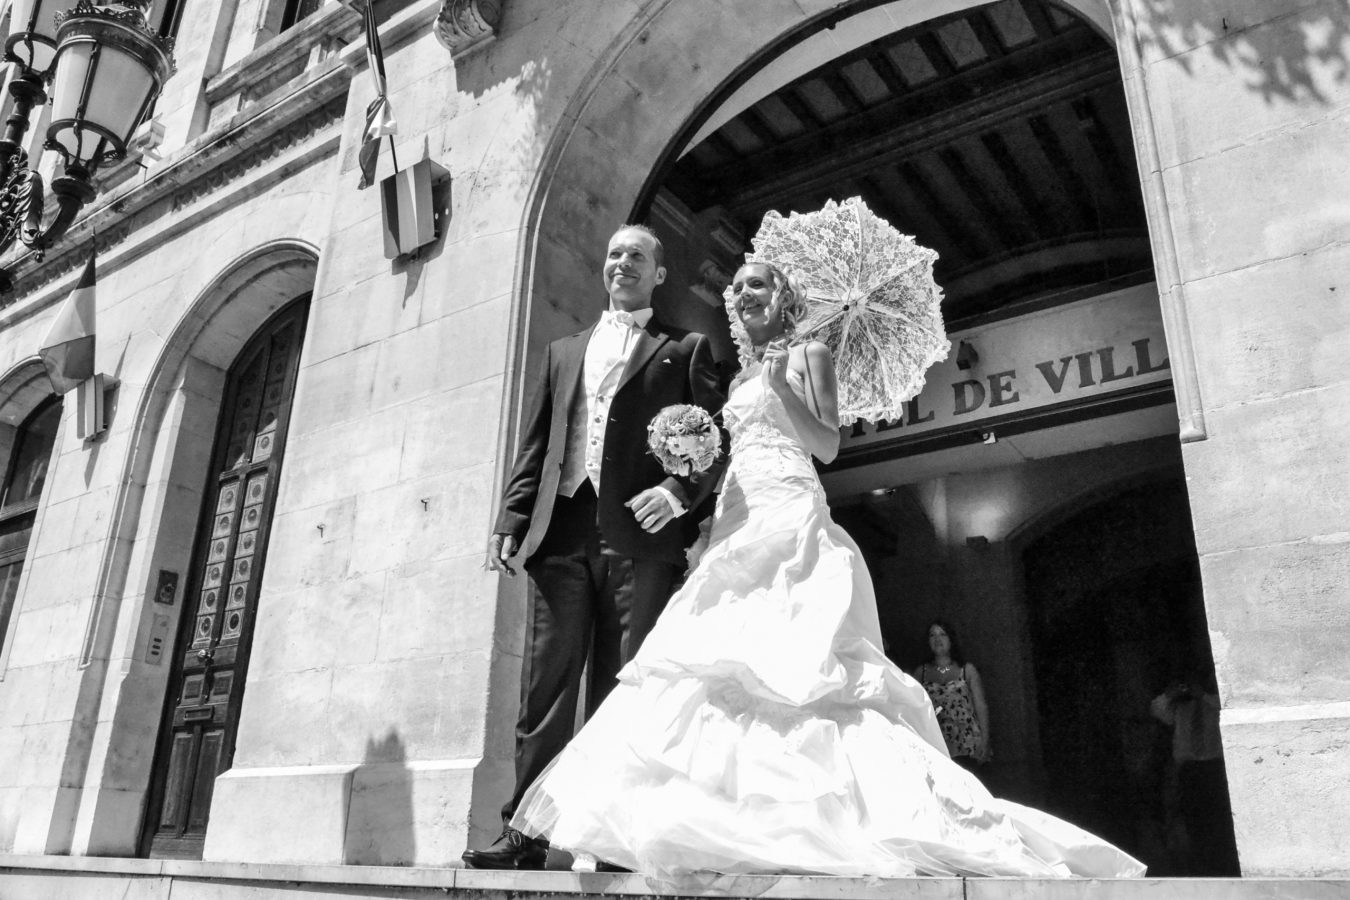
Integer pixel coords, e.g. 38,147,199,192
724,261,811,368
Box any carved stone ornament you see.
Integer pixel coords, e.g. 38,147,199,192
434,0,500,55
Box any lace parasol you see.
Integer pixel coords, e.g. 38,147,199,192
729,196,950,427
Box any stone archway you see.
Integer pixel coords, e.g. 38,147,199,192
42,242,320,858
510,0,1121,417
481,0,1139,838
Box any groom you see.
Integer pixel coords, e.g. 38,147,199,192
465,224,725,869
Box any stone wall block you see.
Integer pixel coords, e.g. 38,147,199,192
528,230,605,332
1179,244,1350,410
396,380,502,481
0,665,52,725
25,496,81,564
1200,538,1350,707
1145,9,1350,170
428,107,538,252
0,787,20,851
1223,714,1350,876
21,534,106,610
382,70,464,164
342,759,476,866
0,869,169,899
411,230,517,324
285,341,382,439
70,785,145,856
10,721,74,788
70,485,118,549
0,662,74,732
203,764,356,865
90,669,166,789
260,496,359,592
228,668,338,770
481,1,636,96
3,593,85,665
1183,387,1350,556
0,720,26,786
40,439,111,517
314,209,388,285
136,482,212,584
608,5,769,114
346,463,495,578
1162,111,1350,283
325,652,491,762
320,170,386,239
369,299,509,411
375,554,495,663
303,277,422,368
247,573,384,674
1131,0,1334,65
543,123,651,229
174,358,230,412
274,407,405,512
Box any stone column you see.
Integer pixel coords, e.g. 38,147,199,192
1114,0,1350,875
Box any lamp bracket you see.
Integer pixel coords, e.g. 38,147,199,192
0,152,38,254
0,156,95,272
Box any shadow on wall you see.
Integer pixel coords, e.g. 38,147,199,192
1136,0,1349,104
344,728,415,865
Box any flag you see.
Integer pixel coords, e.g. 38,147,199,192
380,158,443,259
357,0,397,189
38,250,96,395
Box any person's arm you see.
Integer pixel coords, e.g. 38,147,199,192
487,346,554,574
967,663,992,763
628,334,728,533
1150,688,1180,725
763,340,841,463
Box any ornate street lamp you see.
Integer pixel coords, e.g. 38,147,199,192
0,0,173,281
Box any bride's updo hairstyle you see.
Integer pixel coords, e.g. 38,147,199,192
724,260,811,369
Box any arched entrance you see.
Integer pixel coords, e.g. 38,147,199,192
86,242,322,859
509,0,1208,873
510,0,1125,401
142,298,310,859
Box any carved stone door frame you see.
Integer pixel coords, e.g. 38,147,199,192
140,297,309,859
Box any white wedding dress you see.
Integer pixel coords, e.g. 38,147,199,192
511,367,1145,879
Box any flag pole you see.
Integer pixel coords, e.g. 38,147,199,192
388,135,399,173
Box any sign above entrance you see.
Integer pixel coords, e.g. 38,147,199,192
840,283,1171,452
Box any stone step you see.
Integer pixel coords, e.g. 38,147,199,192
1,855,1347,900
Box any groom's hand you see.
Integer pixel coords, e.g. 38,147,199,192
485,533,518,577
627,489,676,533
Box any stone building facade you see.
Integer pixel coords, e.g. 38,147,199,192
0,0,1346,890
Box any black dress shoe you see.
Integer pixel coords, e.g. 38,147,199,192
462,828,549,870
596,861,631,873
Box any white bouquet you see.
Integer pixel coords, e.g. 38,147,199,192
647,404,718,476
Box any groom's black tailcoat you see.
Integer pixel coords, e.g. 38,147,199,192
493,314,725,821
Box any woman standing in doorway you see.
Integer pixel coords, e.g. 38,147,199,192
914,620,992,774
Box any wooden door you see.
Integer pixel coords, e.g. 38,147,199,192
143,300,308,859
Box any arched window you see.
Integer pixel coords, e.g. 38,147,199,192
0,397,62,646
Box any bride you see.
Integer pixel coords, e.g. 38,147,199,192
509,261,1145,879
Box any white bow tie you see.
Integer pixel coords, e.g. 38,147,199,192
606,310,637,329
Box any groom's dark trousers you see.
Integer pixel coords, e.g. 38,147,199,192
510,481,678,820
492,317,724,823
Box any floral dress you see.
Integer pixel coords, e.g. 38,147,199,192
920,663,982,759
